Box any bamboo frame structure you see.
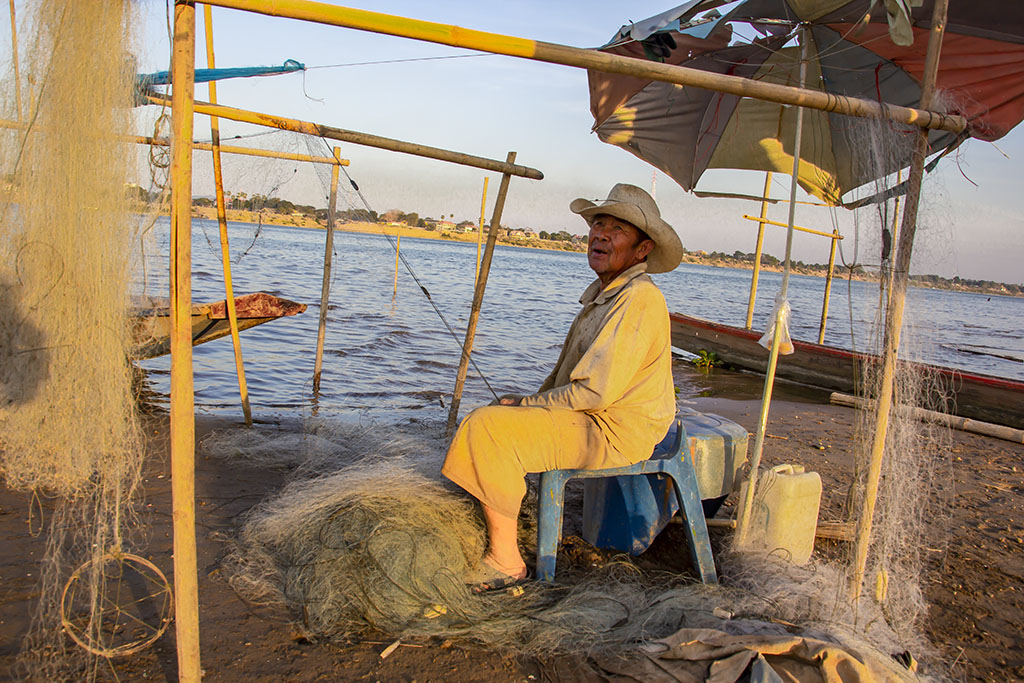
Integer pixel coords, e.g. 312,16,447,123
199,0,967,135
446,153,516,434
745,173,772,330
850,0,949,601
145,95,543,180
742,215,845,240
136,134,349,165
312,147,341,396
737,28,810,547
204,4,252,426
818,229,840,345
169,2,201,680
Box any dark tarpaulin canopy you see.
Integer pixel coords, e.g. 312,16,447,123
588,0,1024,205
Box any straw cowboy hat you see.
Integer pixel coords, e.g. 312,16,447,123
570,183,683,274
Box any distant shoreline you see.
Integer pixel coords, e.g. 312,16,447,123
188,206,1024,299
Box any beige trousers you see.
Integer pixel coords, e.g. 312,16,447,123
441,405,646,519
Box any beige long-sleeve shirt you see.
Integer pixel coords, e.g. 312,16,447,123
519,262,676,460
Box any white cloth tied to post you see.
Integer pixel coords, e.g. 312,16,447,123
758,293,794,355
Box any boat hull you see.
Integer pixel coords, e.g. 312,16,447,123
670,312,1024,430
131,292,307,360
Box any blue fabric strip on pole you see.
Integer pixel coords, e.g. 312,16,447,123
138,59,305,87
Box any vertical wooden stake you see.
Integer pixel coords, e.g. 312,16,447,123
393,235,401,299
169,1,201,680
8,0,21,122
312,147,341,396
204,4,252,426
817,229,839,345
446,152,515,435
745,172,771,330
850,0,948,601
737,30,808,546
475,176,489,286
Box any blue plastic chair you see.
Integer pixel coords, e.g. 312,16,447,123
536,420,718,584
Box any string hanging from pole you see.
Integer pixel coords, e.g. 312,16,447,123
315,136,501,403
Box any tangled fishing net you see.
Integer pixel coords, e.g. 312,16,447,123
208,418,925,679
0,0,145,678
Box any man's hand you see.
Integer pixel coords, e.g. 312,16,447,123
497,394,524,406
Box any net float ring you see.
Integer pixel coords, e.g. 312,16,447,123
60,551,173,658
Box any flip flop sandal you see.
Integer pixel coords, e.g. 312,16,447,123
467,568,533,595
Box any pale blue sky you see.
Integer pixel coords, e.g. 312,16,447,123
15,1,1024,283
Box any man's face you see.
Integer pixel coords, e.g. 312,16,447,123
587,214,654,284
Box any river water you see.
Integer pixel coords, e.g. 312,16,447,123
137,219,1024,421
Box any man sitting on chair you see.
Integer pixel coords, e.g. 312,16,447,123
442,183,683,591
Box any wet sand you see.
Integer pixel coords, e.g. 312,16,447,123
2,381,1022,681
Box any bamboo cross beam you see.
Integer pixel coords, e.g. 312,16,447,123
742,215,845,240
144,94,544,179
136,134,349,165
199,0,967,135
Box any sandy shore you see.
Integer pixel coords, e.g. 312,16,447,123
2,378,1022,681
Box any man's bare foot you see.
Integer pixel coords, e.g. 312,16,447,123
480,552,527,580
466,554,531,594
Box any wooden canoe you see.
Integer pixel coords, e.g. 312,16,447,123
670,312,1024,430
131,292,307,360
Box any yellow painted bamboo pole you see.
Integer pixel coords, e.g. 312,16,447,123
146,94,543,179
475,176,488,286
312,146,341,396
8,0,21,121
169,2,201,680
737,28,810,547
850,0,949,602
200,0,966,135
744,172,772,330
135,134,349,165
393,235,401,299
741,215,844,240
818,228,839,344
204,4,252,426
446,152,516,434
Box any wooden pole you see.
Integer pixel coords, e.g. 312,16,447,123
8,0,21,122
446,152,515,434
204,4,252,426
818,229,839,344
745,172,771,330
169,2,201,680
830,392,1024,444
850,0,949,601
475,176,489,286
741,214,843,240
146,95,543,180
135,134,349,165
392,235,400,299
200,0,966,135
737,28,809,546
312,147,341,396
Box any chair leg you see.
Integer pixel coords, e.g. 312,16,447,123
536,470,569,582
669,442,718,585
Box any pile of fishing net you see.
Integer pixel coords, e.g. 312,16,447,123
209,420,931,676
